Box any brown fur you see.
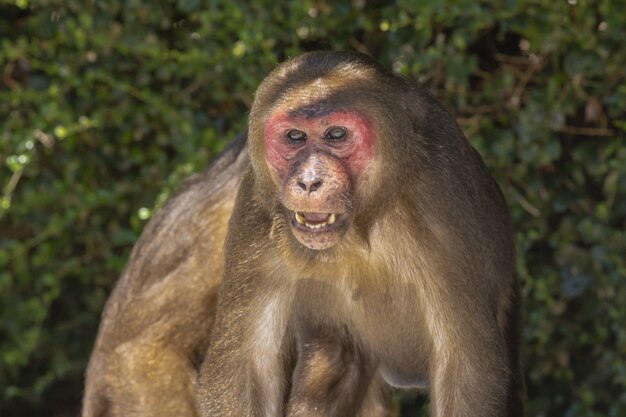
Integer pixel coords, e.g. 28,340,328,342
83,51,524,417
82,134,248,417
198,51,524,417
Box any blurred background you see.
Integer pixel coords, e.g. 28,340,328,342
0,0,624,416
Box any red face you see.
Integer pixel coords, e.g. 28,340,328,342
263,109,375,250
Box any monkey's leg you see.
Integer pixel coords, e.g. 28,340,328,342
116,343,199,417
84,341,199,417
286,331,385,417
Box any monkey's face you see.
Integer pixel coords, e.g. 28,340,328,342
263,109,375,250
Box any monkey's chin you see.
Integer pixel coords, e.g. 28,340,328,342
289,211,348,250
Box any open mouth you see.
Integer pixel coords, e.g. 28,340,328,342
292,211,339,231
288,210,350,250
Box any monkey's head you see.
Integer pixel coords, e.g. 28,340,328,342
249,51,415,251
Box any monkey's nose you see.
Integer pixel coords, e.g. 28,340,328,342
297,178,323,193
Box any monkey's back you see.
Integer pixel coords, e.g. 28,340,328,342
82,132,249,417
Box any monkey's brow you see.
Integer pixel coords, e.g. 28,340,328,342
288,102,338,119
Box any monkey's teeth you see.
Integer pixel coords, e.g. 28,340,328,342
294,212,337,230
305,222,327,230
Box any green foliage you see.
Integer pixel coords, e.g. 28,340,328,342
1,0,624,416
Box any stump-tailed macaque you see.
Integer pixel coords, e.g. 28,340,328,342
198,51,524,417
83,51,524,417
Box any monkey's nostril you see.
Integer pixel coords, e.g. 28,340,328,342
310,180,322,192
297,179,323,193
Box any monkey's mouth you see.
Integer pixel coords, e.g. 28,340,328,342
287,210,349,250
291,211,347,233
292,211,342,231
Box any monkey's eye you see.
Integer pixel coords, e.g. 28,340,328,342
286,129,307,142
326,127,347,141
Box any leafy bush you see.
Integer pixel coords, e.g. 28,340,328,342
1,1,624,416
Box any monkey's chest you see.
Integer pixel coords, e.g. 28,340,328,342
293,279,432,389
358,291,431,388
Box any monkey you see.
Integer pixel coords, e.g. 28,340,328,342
82,51,524,417
81,133,249,417
197,51,525,417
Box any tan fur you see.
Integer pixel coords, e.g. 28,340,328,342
85,52,523,417
198,52,524,417
82,136,248,417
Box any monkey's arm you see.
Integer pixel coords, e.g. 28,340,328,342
427,281,524,417
197,171,295,417
82,134,248,417
427,311,513,417
197,282,292,417
418,234,521,417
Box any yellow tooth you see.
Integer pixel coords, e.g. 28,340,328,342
328,213,336,225
295,212,305,224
